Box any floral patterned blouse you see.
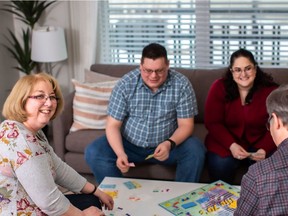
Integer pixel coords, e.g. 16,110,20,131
0,120,86,215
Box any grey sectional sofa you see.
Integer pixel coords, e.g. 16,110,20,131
52,63,288,184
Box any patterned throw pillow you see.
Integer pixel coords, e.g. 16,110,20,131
70,78,119,132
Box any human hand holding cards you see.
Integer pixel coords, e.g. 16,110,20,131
248,151,265,161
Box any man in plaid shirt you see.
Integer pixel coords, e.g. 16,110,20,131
235,84,288,215
85,43,206,184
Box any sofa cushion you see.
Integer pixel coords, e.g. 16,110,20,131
66,129,105,153
70,79,119,131
84,69,120,83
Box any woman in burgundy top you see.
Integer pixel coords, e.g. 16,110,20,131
204,48,278,184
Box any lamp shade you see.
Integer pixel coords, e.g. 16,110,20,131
31,26,67,63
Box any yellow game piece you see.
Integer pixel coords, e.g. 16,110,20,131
103,190,118,198
145,154,154,160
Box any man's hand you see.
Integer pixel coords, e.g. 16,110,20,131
153,141,170,161
116,154,130,173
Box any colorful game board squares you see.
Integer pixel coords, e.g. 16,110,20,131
103,190,118,198
123,180,142,189
99,184,116,189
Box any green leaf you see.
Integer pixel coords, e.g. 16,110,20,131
1,1,57,28
3,28,36,74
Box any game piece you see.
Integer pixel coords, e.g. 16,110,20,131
124,180,142,189
145,153,154,160
103,190,118,198
99,184,116,189
181,202,197,209
128,162,135,167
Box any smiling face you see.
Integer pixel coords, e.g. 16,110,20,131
23,80,57,133
140,57,169,92
231,56,257,90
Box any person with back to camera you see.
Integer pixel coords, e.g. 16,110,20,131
204,48,279,184
234,84,288,215
85,43,206,184
0,72,113,215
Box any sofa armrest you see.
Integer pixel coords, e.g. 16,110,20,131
52,91,74,159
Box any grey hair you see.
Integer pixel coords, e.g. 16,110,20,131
266,84,288,126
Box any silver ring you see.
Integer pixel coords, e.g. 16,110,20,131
237,156,241,159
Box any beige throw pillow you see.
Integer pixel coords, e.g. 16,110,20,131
70,77,119,132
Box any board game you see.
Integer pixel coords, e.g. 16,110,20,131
159,180,240,215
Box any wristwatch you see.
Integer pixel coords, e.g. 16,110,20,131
166,139,176,151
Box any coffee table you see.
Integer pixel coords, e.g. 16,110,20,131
99,177,207,215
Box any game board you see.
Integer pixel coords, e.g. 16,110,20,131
159,180,240,216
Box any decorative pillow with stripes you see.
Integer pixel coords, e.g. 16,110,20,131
70,79,119,132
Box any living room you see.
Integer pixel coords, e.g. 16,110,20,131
1,1,288,215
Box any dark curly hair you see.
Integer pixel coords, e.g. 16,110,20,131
223,48,278,104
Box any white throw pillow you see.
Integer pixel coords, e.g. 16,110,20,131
70,78,119,132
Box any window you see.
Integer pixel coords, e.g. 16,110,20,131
99,0,288,68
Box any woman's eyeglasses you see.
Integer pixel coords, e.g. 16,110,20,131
28,94,59,104
230,65,255,75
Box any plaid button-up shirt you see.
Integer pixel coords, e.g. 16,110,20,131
107,68,198,147
235,138,288,215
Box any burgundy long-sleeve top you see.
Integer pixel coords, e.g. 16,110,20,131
204,78,277,157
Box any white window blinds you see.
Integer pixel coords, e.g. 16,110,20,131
99,0,288,68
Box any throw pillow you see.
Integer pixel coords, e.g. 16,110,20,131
70,78,119,132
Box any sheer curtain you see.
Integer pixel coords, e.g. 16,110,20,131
69,1,99,81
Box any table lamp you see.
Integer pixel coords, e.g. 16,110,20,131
31,26,67,75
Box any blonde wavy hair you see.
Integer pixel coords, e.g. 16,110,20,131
2,72,64,122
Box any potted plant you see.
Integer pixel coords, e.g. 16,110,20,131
2,0,56,75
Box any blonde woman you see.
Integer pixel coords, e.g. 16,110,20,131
0,73,113,215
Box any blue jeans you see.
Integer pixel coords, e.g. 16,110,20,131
206,152,240,184
207,150,261,184
85,135,206,184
